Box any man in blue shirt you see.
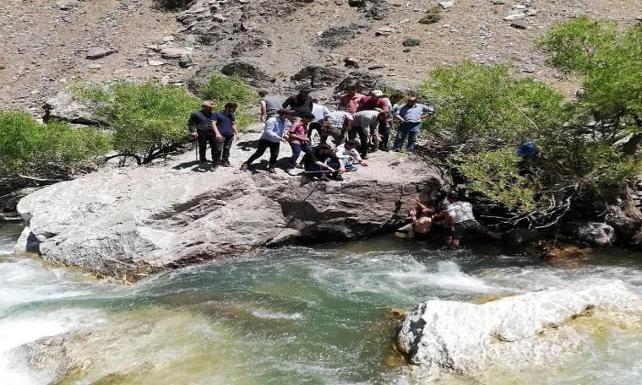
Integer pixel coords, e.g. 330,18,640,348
187,100,219,169
211,103,239,168
393,96,435,152
240,109,294,173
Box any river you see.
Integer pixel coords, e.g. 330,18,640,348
1,223,641,385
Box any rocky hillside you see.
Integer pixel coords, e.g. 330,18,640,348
1,0,640,114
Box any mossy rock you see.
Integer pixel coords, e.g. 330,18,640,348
419,6,442,24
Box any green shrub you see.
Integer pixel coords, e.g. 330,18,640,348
402,38,421,47
0,110,110,177
198,73,258,130
72,81,200,164
419,6,442,24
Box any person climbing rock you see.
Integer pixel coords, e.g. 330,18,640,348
187,100,220,170
241,109,294,173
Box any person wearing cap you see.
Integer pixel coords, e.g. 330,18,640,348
259,90,282,122
285,111,315,173
393,96,435,152
338,84,366,113
351,109,389,158
211,103,239,168
282,87,313,115
241,109,295,173
187,100,221,169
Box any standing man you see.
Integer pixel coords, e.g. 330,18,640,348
282,86,313,115
338,84,366,113
241,109,294,173
187,100,221,170
259,91,282,122
351,109,388,159
393,96,435,152
211,103,238,168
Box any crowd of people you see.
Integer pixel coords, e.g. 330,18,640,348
187,84,435,178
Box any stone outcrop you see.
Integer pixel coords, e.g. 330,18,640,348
43,90,106,125
397,280,642,380
16,135,442,280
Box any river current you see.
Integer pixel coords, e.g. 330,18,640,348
1,223,641,385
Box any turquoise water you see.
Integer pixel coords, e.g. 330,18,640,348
1,224,641,385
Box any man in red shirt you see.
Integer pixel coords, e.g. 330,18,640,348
339,85,366,113
358,89,389,111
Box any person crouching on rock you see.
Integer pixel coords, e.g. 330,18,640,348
211,103,239,169
241,109,294,173
302,144,346,181
285,111,315,174
335,139,368,172
187,100,220,170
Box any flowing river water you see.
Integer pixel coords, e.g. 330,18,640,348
1,223,641,385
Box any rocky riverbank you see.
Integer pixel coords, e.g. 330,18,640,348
15,132,443,281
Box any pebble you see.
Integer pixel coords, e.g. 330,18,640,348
86,47,117,60
56,0,80,10
439,1,454,9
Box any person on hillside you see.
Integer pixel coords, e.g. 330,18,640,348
393,96,435,152
335,139,368,171
211,103,239,168
187,100,220,170
282,86,313,115
351,109,389,158
339,84,366,113
302,143,346,181
358,89,389,111
309,98,332,145
321,110,353,146
286,111,315,173
241,109,294,173
408,200,434,241
259,91,282,122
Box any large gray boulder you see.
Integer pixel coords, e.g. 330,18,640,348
43,90,106,125
397,280,641,380
16,136,442,280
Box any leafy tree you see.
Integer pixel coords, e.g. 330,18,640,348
72,81,200,164
198,73,258,130
0,110,110,178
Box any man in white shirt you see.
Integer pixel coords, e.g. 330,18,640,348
309,98,332,145
433,193,500,247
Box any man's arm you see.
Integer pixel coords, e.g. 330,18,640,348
260,100,267,122
211,120,223,141
187,113,198,137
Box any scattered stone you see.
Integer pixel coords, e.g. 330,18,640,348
56,0,80,10
504,13,525,21
43,91,106,125
510,20,528,29
212,13,226,23
343,57,359,68
87,63,103,70
492,0,505,4
438,1,454,9
85,47,117,60
220,61,275,86
292,65,346,89
316,25,362,48
162,35,175,42
402,37,421,47
160,47,190,59
178,56,195,68
148,59,166,66
375,26,395,36
573,222,617,246
419,6,442,24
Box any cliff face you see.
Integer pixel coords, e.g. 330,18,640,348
15,132,443,280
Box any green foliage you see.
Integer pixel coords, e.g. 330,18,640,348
72,81,200,164
419,6,442,24
402,38,421,47
198,73,258,130
455,148,538,213
420,61,569,147
0,111,110,176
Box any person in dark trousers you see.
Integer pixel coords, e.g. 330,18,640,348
285,111,314,173
282,87,313,115
241,109,294,173
187,100,221,170
393,96,435,152
211,103,239,168
302,144,346,181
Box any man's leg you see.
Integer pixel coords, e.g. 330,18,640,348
267,141,280,169
211,137,223,167
245,139,269,165
347,127,357,141
288,143,301,169
197,130,209,162
357,126,369,158
369,122,380,152
221,135,234,165
379,125,390,151
393,124,409,151
407,123,420,151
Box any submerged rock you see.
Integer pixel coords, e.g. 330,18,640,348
16,136,442,280
397,281,641,380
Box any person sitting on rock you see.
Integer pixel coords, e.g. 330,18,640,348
408,200,434,241
211,103,238,169
187,100,220,170
393,96,435,152
339,84,366,113
285,111,315,174
302,144,346,181
241,109,295,173
259,90,283,122
335,139,368,171
321,110,353,147
282,86,313,115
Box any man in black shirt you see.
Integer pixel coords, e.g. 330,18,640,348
282,86,313,115
187,100,222,169
303,144,346,181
